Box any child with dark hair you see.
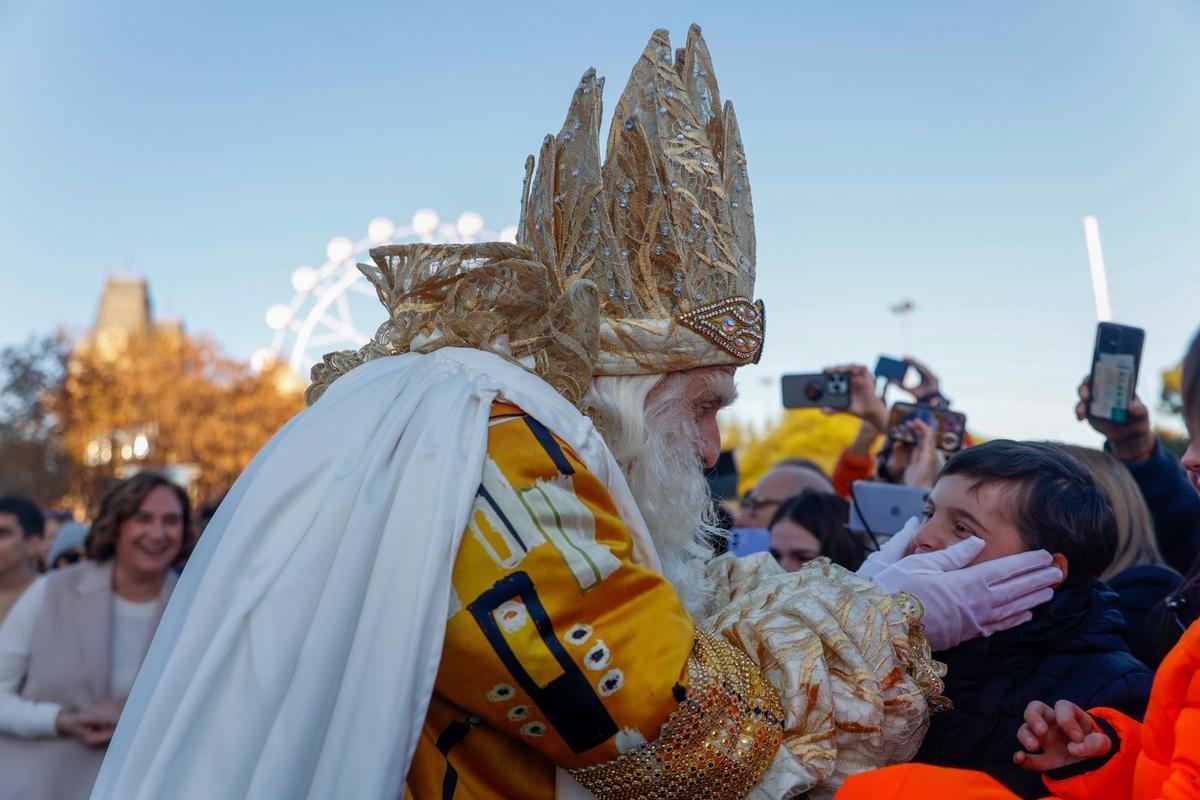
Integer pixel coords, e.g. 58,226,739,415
767,490,863,571
911,439,1153,799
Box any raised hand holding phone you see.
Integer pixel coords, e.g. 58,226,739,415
1075,376,1155,462
825,364,888,431
1086,322,1144,426
880,355,943,403
874,356,910,385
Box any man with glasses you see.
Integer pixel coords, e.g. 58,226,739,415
734,459,835,529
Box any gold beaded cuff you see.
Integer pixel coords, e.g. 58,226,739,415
893,592,951,713
568,630,783,800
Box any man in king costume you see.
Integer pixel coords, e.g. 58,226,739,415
92,25,1061,800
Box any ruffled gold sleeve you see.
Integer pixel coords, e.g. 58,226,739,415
703,554,948,799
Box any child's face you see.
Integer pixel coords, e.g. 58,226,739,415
909,474,1029,565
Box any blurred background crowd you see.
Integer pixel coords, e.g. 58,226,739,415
1,309,1197,798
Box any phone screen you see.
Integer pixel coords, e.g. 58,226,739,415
728,528,770,557
1088,323,1144,424
1091,352,1137,423
887,402,967,452
875,356,909,383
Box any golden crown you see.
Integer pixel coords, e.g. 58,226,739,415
517,24,764,375
306,25,764,409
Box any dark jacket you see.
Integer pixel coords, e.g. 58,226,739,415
1123,439,1200,576
915,580,1153,799
1108,563,1182,668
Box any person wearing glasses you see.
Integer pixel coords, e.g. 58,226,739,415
734,459,835,529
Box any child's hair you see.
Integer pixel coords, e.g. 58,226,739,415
940,440,1117,585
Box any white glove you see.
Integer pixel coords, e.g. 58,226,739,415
855,516,923,579
869,536,1061,651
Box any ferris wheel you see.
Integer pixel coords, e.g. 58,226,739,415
256,209,517,380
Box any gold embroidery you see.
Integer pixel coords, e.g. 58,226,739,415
568,630,782,799
305,243,599,407
893,592,951,713
675,297,764,364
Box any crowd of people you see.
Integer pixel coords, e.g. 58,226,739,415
724,333,1200,799
2,328,1196,799
2,21,1198,800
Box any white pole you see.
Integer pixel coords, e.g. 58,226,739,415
1083,215,1113,322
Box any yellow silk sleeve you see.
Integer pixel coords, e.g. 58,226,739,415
433,405,695,769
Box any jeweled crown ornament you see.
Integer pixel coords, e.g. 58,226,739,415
517,24,765,375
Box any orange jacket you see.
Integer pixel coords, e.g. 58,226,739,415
835,620,1200,800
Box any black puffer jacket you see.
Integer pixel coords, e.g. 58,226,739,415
914,580,1153,799
1108,563,1182,668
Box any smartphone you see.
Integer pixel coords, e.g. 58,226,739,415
1088,322,1144,425
728,527,770,557
875,356,909,384
848,481,929,536
781,372,851,410
887,402,967,453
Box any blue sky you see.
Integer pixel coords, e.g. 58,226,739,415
2,1,1198,445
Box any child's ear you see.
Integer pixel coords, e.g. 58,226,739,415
1050,553,1069,588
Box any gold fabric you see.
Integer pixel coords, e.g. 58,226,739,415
305,243,599,407
401,403,938,799
405,403,774,799
568,630,784,799
892,592,951,714
516,24,765,376
703,554,942,800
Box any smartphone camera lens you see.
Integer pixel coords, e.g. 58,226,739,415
940,432,961,451
804,380,824,401
827,373,849,395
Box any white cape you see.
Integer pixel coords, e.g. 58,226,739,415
92,348,657,800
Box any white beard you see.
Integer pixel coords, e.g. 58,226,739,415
583,375,722,618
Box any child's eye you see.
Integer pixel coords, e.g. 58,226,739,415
921,508,933,520
954,522,974,537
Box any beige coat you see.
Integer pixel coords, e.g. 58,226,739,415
0,561,175,800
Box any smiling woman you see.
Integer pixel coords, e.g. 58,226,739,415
0,473,189,800
85,475,192,582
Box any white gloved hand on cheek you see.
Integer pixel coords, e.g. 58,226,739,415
869,537,1062,651
855,516,923,579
